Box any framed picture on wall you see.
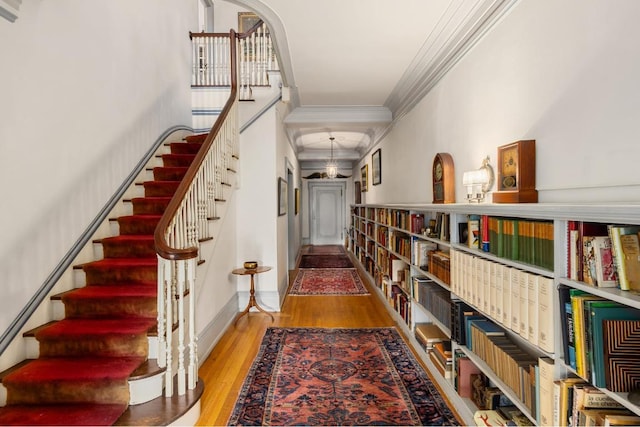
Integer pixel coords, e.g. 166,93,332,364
294,188,300,215
372,149,381,185
278,177,287,216
354,181,362,203
238,12,260,32
361,165,368,192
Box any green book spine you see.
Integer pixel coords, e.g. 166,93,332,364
497,218,504,258
512,220,520,261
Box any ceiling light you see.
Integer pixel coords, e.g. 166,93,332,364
326,137,338,179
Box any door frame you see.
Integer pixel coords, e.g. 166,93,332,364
308,180,346,245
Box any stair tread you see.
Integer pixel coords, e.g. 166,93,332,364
101,235,154,242
82,258,158,267
56,284,156,300
2,356,146,384
0,402,129,426
35,318,156,339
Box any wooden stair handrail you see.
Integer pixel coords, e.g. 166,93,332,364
154,29,238,261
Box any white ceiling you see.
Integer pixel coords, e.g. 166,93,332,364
228,0,518,168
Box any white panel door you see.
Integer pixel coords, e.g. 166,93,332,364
310,183,344,245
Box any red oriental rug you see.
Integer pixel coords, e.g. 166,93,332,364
299,254,353,269
227,327,460,426
289,268,369,295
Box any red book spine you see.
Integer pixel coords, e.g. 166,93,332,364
481,215,490,252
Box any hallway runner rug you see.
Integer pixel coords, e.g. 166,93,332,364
302,245,346,255
289,268,369,295
227,327,460,426
299,254,353,269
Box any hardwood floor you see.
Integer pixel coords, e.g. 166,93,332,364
194,250,457,426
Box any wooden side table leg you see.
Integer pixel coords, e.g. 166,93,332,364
234,273,274,324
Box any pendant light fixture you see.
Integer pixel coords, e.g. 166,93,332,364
326,136,338,179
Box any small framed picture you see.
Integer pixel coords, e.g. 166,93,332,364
238,12,260,32
278,177,287,216
372,149,381,185
354,181,362,204
361,165,368,192
294,188,300,215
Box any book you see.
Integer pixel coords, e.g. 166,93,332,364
468,215,480,249
527,272,538,346
538,357,555,427
538,276,555,353
591,236,618,287
571,383,623,427
604,414,640,426
456,355,481,398
558,377,587,427
568,220,580,280
608,225,640,290
578,222,610,282
510,268,521,332
571,291,604,378
415,322,448,350
603,318,640,392
591,305,640,388
518,270,529,338
620,233,640,292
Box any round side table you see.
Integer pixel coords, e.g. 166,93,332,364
232,266,274,324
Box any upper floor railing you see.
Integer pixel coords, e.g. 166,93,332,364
190,20,279,99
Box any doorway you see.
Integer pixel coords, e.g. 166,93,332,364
309,181,346,245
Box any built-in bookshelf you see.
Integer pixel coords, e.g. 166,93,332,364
348,203,640,427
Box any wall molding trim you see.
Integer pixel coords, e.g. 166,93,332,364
0,0,21,22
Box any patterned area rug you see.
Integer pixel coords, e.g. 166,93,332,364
299,254,353,269
302,245,346,255
289,268,369,295
228,327,460,426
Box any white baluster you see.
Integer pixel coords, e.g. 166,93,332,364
177,259,186,395
187,258,198,389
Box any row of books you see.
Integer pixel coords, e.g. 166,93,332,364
413,276,451,330
388,282,410,325
428,250,451,285
376,225,387,246
412,238,437,270
414,323,453,379
466,316,538,415
474,215,554,271
548,375,640,427
559,285,640,392
389,230,411,260
568,221,640,292
451,249,555,353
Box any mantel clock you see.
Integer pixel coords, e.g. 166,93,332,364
493,140,538,203
432,152,455,204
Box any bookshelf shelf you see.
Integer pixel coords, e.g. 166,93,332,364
347,203,640,425
458,345,537,425
413,266,451,292
557,277,640,310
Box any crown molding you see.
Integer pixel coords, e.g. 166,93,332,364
1,0,21,22
385,0,518,122
284,106,392,126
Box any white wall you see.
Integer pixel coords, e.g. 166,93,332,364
0,1,195,334
235,107,280,310
357,0,640,205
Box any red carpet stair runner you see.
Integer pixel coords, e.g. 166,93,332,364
0,136,206,426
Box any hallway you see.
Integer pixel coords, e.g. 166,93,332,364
195,246,454,425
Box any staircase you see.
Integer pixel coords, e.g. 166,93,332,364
0,136,209,426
